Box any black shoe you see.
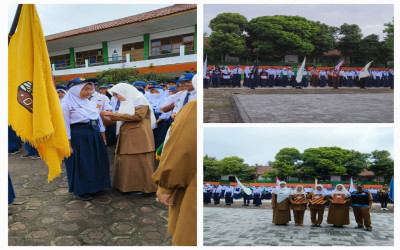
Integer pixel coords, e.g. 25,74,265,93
333,225,338,228
365,228,372,231
21,153,34,158
316,225,321,227
75,194,93,201
337,225,343,228
311,224,317,227
92,190,106,196
30,155,41,160
8,149,20,155
130,191,145,196
355,226,364,229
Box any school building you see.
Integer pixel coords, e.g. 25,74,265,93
46,4,197,82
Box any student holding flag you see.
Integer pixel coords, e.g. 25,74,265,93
61,78,111,201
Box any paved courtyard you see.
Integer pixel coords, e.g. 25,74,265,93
203,204,394,246
8,146,171,246
232,93,393,123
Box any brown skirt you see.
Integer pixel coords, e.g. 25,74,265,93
273,209,291,224
327,203,350,225
112,152,158,193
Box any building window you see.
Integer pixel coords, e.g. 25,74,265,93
122,42,144,61
50,54,70,69
151,33,194,56
75,48,103,65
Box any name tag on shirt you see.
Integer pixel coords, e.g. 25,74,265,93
261,76,267,79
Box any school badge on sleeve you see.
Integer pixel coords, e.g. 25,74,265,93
17,81,33,113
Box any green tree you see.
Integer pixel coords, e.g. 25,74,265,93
209,13,248,36
300,147,348,180
262,148,301,181
337,23,362,64
246,15,317,61
207,31,246,63
344,150,370,177
207,13,247,63
94,67,175,84
381,18,394,64
203,155,221,182
356,34,381,64
309,22,338,64
369,150,394,184
219,156,252,179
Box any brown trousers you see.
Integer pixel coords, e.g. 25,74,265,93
293,210,305,225
353,207,372,229
310,208,325,225
311,75,318,87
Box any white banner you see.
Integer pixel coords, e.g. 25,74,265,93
235,176,252,195
296,57,306,83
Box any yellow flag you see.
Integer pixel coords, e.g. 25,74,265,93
9,5,70,182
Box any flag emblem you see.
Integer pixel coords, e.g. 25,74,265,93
17,81,33,113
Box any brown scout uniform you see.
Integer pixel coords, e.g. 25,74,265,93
103,105,157,193
326,194,351,226
307,191,327,225
271,193,291,225
152,100,197,246
289,194,308,225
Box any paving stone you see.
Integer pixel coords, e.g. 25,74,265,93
203,207,394,246
234,93,393,123
9,146,170,246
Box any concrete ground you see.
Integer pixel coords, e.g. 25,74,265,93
204,87,394,123
203,199,394,246
8,146,171,246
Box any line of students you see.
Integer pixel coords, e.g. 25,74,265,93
204,66,394,89
204,182,377,231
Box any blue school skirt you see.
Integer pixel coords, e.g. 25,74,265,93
65,123,111,196
9,173,16,205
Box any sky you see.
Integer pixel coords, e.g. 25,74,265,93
203,127,394,165
203,4,393,41
8,4,173,36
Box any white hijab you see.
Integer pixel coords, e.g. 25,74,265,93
291,185,307,197
107,83,156,134
272,181,291,203
313,184,330,197
147,88,166,112
331,184,351,198
63,83,99,120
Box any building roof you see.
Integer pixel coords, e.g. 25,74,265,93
45,4,197,42
358,168,375,177
323,49,342,57
248,166,275,175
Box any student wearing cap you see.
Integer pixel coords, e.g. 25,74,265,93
271,182,291,225
307,184,328,227
171,74,196,119
56,85,67,103
326,184,351,227
152,94,197,246
289,185,308,226
351,184,373,231
100,83,157,195
98,85,108,96
378,185,389,210
61,77,111,201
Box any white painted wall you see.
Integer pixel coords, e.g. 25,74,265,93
74,44,103,53
107,35,143,59
52,53,196,76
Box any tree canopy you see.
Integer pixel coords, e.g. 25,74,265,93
205,13,394,66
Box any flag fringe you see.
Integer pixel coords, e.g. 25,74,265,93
8,123,70,182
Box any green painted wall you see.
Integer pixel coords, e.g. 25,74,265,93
143,34,150,60
102,41,108,65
